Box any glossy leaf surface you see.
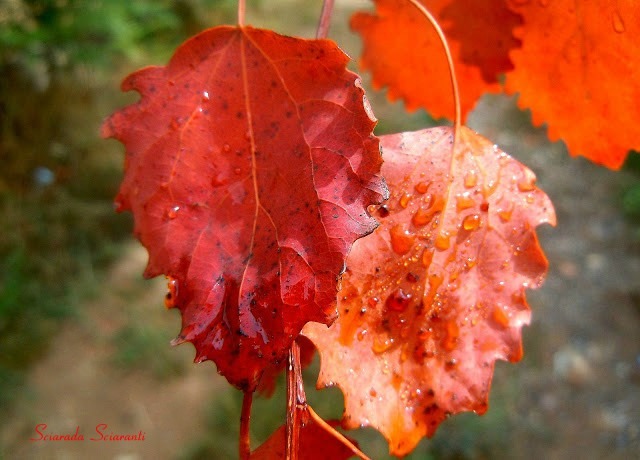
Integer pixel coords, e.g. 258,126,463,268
102,26,387,390
303,126,555,455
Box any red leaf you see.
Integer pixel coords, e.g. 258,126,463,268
505,0,640,169
303,126,555,456
251,406,360,460
350,0,505,119
102,26,387,391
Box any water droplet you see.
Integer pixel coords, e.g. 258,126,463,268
167,205,180,219
414,182,429,194
442,321,459,351
377,205,390,218
462,214,480,231
517,169,537,191
202,90,210,101
372,336,395,354
389,225,415,255
164,276,179,308
223,143,231,152
498,200,514,221
234,167,242,175
406,272,419,283
464,170,478,188
464,257,477,270
456,192,475,211
422,248,434,267
412,207,431,227
612,11,625,33
526,193,535,204
492,306,510,328
386,289,412,312
435,231,450,250
399,193,412,208
357,329,368,341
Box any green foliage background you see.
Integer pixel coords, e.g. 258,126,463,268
0,0,235,416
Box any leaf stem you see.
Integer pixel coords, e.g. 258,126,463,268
307,406,372,460
238,0,246,26
239,390,253,460
316,0,335,39
406,0,461,139
286,342,304,460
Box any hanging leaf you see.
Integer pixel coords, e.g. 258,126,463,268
303,126,555,456
102,25,387,391
505,0,640,169
251,406,361,460
350,0,506,119
439,0,521,82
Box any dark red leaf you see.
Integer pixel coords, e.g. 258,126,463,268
102,26,387,391
251,406,360,460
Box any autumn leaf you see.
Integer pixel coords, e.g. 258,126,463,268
504,0,640,169
439,0,521,82
102,26,387,391
303,126,555,456
350,0,506,119
251,406,361,460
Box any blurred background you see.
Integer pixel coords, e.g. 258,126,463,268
1,0,639,459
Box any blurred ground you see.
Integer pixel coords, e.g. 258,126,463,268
1,1,640,459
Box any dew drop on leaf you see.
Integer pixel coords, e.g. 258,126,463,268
456,192,475,211
164,276,179,308
492,306,510,329
167,205,180,219
612,10,625,33
435,231,450,250
399,193,412,208
389,225,415,255
414,182,428,194
462,214,480,231
464,170,478,188
412,207,431,227
517,169,537,191
442,321,459,352
372,335,395,354
385,288,412,312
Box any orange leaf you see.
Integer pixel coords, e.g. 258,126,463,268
505,0,640,169
351,0,504,119
102,26,387,391
251,406,361,460
303,126,555,456
439,0,522,82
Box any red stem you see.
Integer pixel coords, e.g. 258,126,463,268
239,390,253,460
286,342,305,459
238,0,246,26
316,0,335,39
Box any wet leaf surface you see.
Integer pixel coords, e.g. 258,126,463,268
303,126,555,455
102,25,387,391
